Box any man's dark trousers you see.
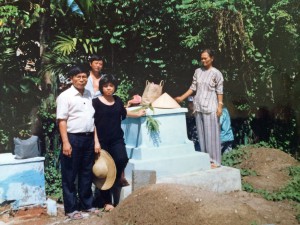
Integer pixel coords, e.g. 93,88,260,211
61,133,94,213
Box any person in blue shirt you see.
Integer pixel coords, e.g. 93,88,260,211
219,107,234,154
85,55,104,98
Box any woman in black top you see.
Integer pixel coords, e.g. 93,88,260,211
92,74,145,211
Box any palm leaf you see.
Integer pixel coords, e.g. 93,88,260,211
42,53,74,74
53,35,77,56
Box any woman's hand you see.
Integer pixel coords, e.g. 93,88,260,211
175,96,183,103
126,108,146,118
94,143,101,153
175,89,193,103
137,109,146,117
216,106,222,117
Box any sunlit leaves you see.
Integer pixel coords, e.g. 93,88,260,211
53,35,77,55
53,35,101,55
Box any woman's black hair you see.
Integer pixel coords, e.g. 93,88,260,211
67,65,88,77
98,74,118,94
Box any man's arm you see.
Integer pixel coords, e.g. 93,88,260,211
58,119,72,157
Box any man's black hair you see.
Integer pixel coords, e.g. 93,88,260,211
68,65,88,77
88,54,104,63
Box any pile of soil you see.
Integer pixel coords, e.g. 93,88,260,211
99,183,298,225
240,147,299,191
0,147,299,225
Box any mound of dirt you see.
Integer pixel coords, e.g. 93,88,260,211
1,147,299,225
96,147,300,225
97,183,298,225
240,147,299,191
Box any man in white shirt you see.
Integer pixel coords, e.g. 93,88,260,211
56,65,100,219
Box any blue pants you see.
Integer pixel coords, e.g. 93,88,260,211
60,133,94,214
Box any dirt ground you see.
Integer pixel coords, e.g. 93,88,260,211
1,147,299,225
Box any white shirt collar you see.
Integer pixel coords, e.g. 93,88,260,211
70,85,89,96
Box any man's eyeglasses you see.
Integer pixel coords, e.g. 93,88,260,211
74,75,88,80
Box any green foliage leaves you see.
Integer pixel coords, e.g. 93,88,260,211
114,75,133,103
53,35,77,56
0,129,9,146
0,1,45,38
222,145,250,167
0,4,18,35
146,114,161,146
44,151,63,202
53,35,101,56
146,115,160,134
38,95,57,136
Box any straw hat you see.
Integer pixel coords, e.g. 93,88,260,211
93,150,116,190
151,92,181,109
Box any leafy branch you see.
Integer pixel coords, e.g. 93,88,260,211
130,105,160,133
146,115,160,133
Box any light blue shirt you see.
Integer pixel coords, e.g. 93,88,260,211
85,75,102,99
219,107,234,142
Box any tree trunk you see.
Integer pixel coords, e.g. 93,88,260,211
39,0,52,92
30,0,51,154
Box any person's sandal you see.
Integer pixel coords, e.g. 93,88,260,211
210,162,220,169
67,210,83,220
85,207,100,214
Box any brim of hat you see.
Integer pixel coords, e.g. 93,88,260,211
93,150,117,190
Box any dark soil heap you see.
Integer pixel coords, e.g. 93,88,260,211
240,147,299,191
98,184,298,225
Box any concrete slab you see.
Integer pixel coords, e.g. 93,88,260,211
121,166,242,200
125,152,211,179
132,170,156,191
157,166,242,193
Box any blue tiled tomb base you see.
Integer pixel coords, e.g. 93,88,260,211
0,153,46,207
122,108,211,178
